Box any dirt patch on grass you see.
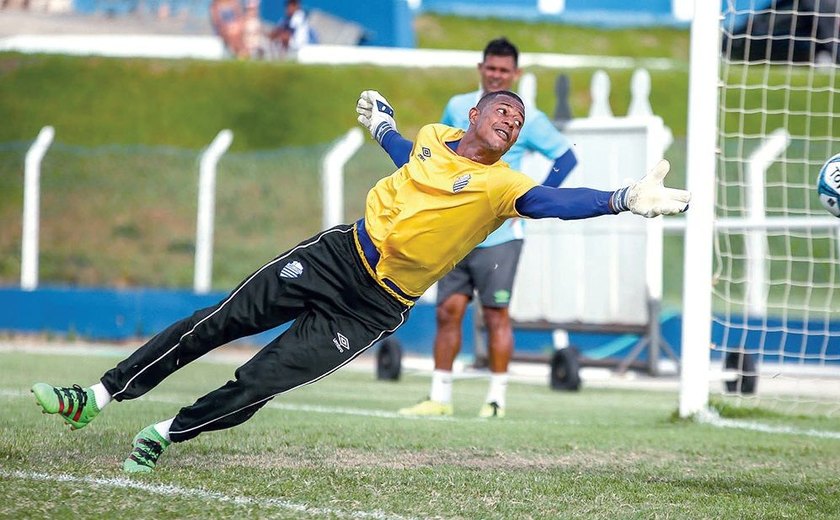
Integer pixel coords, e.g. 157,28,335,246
179,448,658,472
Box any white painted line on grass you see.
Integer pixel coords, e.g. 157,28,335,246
270,401,454,420
9,387,840,434
128,391,456,421
0,388,455,422
0,469,416,520
696,409,840,440
4,387,590,427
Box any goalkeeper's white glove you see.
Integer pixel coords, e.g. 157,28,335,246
356,90,397,144
609,160,691,218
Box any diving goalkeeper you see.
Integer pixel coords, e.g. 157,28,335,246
31,90,689,473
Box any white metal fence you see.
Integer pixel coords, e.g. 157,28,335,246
15,128,364,293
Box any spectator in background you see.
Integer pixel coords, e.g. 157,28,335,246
242,0,266,59
210,0,247,58
269,0,316,57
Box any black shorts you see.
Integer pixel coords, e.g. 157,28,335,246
436,239,524,308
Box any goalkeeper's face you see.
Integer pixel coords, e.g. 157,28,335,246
470,93,525,155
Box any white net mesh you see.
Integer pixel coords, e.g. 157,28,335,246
714,0,840,414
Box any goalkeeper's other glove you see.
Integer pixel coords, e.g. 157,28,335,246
609,160,691,218
356,90,397,144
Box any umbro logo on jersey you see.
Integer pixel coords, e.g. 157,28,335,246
416,146,432,161
332,332,350,353
280,261,303,278
453,174,471,193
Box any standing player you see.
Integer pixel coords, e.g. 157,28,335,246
32,90,688,473
374,38,578,418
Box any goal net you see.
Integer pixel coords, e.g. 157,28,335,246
681,0,840,417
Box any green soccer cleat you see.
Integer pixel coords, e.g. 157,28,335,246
478,402,505,419
123,425,171,474
398,398,453,417
31,383,100,430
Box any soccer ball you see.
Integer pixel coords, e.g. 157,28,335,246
817,153,840,217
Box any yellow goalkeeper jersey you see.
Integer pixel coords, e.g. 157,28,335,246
355,123,537,304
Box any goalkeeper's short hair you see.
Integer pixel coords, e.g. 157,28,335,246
477,90,524,111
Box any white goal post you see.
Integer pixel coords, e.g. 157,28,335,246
679,0,719,418
680,0,840,418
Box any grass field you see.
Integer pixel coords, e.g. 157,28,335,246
2,346,840,519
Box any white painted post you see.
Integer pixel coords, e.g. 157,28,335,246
589,70,613,118
194,129,233,294
628,69,653,117
672,0,694,22
746,129,790,316
679,0,720,418
629,68,674,155
21,126,55,291
517,72,537,108
537,0,564,15
321,128,364,230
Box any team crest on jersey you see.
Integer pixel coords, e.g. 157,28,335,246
280,260,303,279
453,174,471,193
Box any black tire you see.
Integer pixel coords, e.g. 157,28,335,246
550,347,580,391
724,351,758,394
376,337,402,381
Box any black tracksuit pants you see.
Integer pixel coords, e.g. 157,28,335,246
99,224,411,442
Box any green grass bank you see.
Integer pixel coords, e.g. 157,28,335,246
2,15,692,148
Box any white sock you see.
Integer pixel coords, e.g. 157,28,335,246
154,418,174,442
90,383,112,410
429,370,453,404
485,373,508,408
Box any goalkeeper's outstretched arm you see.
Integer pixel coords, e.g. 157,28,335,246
356,90,690,220
516,160,690,220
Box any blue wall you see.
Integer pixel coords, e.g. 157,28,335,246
418,0,684,28
4,287,837,366
0,286,650,359
261,0,415,48
2,286,225,340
